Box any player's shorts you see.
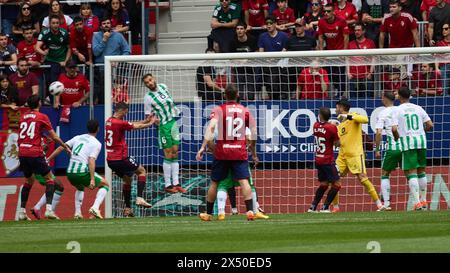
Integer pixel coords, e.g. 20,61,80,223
316,164,340,182
35,173,56,186
107,157,139,178
158,119,180,149
336,154,366,177
382,149,402,172
217,169,255,191
401,149,427,171
19,156,51,178
67,172,104,191
211,159,250,182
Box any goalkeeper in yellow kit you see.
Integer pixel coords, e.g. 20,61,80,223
332,99,383,211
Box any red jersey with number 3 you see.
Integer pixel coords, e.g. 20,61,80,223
105,117,134,161
18,111,53,157
210,102,255,161
313,121,339,165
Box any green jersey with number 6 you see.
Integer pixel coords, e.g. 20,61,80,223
392,103,431,151
143,83,180,125
66,134,102,173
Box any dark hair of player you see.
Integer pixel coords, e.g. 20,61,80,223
319,107,331,121
383,91,395,101
398,86,411,99
224,84,238,101
114,101,129,111
141,73,153,81
27,94,40,109
87,119,99,133
336,98,351,111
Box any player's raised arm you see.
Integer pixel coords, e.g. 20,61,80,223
47,130,72,154
132,114,157,129
47,146,64,162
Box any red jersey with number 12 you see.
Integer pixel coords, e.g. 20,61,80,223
313,121,339,165
18,111,53,157
105,117,134,161
210,102,255,161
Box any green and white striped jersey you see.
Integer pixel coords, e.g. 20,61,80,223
392,103,431,151
144,83,179,125
66,134,102,174
375,106,400,151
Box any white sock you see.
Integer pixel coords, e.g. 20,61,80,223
163,159,172,187
408,176,420,204
34,194,47,210
252,190,259,213
93,188,107,210
418,174,427,202
217,190,227,214
52,191,62,211
46,204,52,212
75,190,84,215
171,160,180,186
381,177,391,207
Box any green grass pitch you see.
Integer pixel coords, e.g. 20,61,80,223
1,211,450,253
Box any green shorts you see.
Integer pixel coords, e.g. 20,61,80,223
67,172,103,191
35,173,56,186
158,119,180,149
382,150,402,172
401,149,427,171
217,170,254,191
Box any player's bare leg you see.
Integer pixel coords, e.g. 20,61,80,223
43,172,60,220
417,167,428,209
199,181,218,221
18,177,34,221
89,178,110,219
135,166,152,208
122,176,134,217
379,170,392,211
403,169,422,210
357,173,382,210
238,179,254,221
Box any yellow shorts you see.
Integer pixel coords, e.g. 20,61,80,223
336,154,366,176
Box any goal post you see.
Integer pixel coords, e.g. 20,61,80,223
104,47,450,218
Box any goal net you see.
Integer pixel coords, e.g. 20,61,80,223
104,47,450,218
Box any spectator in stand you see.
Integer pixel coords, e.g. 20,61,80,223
379,0,420,49
288,0,308,19
17,26,43,76
80,3,100,32
412,63,443,96
243,0,269,40
125,0,142,45
92,0,108,19
112,76,129,103
61,0,81,17
196,48,225,101
318,4,349,98
54,60,90,108
29,0,51,27
8,57,39,106
334,0,358,40
36,14,71,86
303,0,323,38
296,60,330,99
0,32,18,76
437,23,450,93
399,0,422,20
104,0,130,34
272,0,296,36
347,23,376,98
70,16,93,66
383,66,408,95
12,2,40,43
428,0,450,46
0,74,19,110
0,0,20,36
92,17,130,104
210,0,240,53
229,22,260,100
258,15,289,100
361,0,390,47
42,0,73,31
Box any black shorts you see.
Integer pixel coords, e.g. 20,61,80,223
211,159,250,182
107,157,139,178
19,156,51,178
316,164,340,182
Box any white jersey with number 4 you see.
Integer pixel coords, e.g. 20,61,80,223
392,103,431,151
144,83,179,125
375,106,400,151
66,134,102,173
